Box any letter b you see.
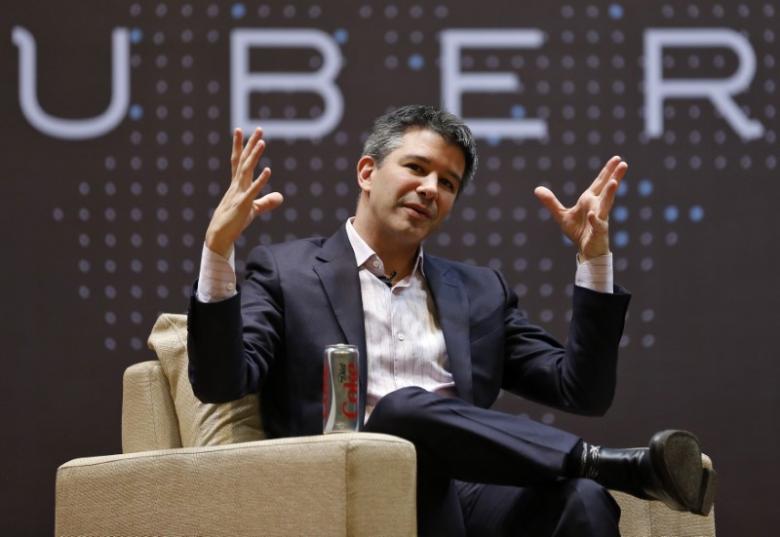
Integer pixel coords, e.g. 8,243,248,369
231,29,344,139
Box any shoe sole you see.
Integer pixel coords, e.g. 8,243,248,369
650,430,717,516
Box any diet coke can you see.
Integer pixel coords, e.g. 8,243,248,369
322,344,360,433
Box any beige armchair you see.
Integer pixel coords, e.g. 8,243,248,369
55,314,716,536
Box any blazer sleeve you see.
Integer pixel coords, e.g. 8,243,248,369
498,269,631,416
187,245,284,403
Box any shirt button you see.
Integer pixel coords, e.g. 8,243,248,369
398,333,405,341
226,282,235,292
372,260,380,268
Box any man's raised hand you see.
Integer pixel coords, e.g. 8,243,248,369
205,127,284,258
533,156,627,260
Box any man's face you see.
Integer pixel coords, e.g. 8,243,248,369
356,128,465,247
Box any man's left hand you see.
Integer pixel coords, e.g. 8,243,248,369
534,155,628,260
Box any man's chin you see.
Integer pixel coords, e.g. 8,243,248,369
402,221,441,244
386,220,430,244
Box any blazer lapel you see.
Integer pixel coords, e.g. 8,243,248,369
424,256,474,403
312,226,369,426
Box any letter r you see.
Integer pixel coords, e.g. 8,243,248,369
644,28,764,140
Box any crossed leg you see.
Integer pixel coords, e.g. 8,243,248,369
364,387,620,537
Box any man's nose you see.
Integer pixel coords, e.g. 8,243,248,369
417,173,438,199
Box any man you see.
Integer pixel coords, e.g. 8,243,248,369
188,105,715,536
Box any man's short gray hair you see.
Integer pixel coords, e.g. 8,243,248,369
361,105,478,193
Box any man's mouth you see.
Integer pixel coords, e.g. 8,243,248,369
402,203,433,219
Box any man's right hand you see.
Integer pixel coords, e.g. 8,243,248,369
205,127,284,258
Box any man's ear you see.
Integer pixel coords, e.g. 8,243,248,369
356,155,376,193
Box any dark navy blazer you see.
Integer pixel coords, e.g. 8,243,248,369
187,225,631,440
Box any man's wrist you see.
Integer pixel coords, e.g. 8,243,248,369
577,250,612,264
196,242,237,302
575,252,613,294
205,231,233,259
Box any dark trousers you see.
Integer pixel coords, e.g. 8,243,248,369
364,386,621,537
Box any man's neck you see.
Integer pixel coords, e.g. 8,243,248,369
351,218,419,280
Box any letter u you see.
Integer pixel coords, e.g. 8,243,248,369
12,26,130,140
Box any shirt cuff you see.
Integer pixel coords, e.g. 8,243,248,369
196,243,237,303
574,253,613,294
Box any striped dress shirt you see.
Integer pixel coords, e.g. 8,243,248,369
344,219,458,416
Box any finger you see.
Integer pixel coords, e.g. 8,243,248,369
588,211,609,236
237,127,263,175
239,139,267,187
245,167,272,200
597,161,627,218
251,192,284,215
534,186,566,224
591,156,621,193
611,161,628,185
589,155,621,194
597,179,619,220
230,128,243,180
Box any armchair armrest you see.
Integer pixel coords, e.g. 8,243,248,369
56,433,417,537
122,360,181,452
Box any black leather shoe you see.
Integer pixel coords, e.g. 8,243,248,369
584,430,717,516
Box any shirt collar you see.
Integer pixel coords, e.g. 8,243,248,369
345,218,426,277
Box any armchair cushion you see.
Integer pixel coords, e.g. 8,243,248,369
147,313,264,446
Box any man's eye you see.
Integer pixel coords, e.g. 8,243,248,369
440,178,455,191
406,163,422,172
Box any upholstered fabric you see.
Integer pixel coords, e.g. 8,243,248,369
147,313,264,446
612,491,716,537
56,433,417,537
121,360,181,452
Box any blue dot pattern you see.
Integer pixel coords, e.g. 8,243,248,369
231,3,246,19
54,1,749,361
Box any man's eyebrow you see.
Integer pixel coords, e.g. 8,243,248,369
401,154,463,183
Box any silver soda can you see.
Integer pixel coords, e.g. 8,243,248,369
322,344,360,433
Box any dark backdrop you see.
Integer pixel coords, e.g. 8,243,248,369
1,1,778,535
